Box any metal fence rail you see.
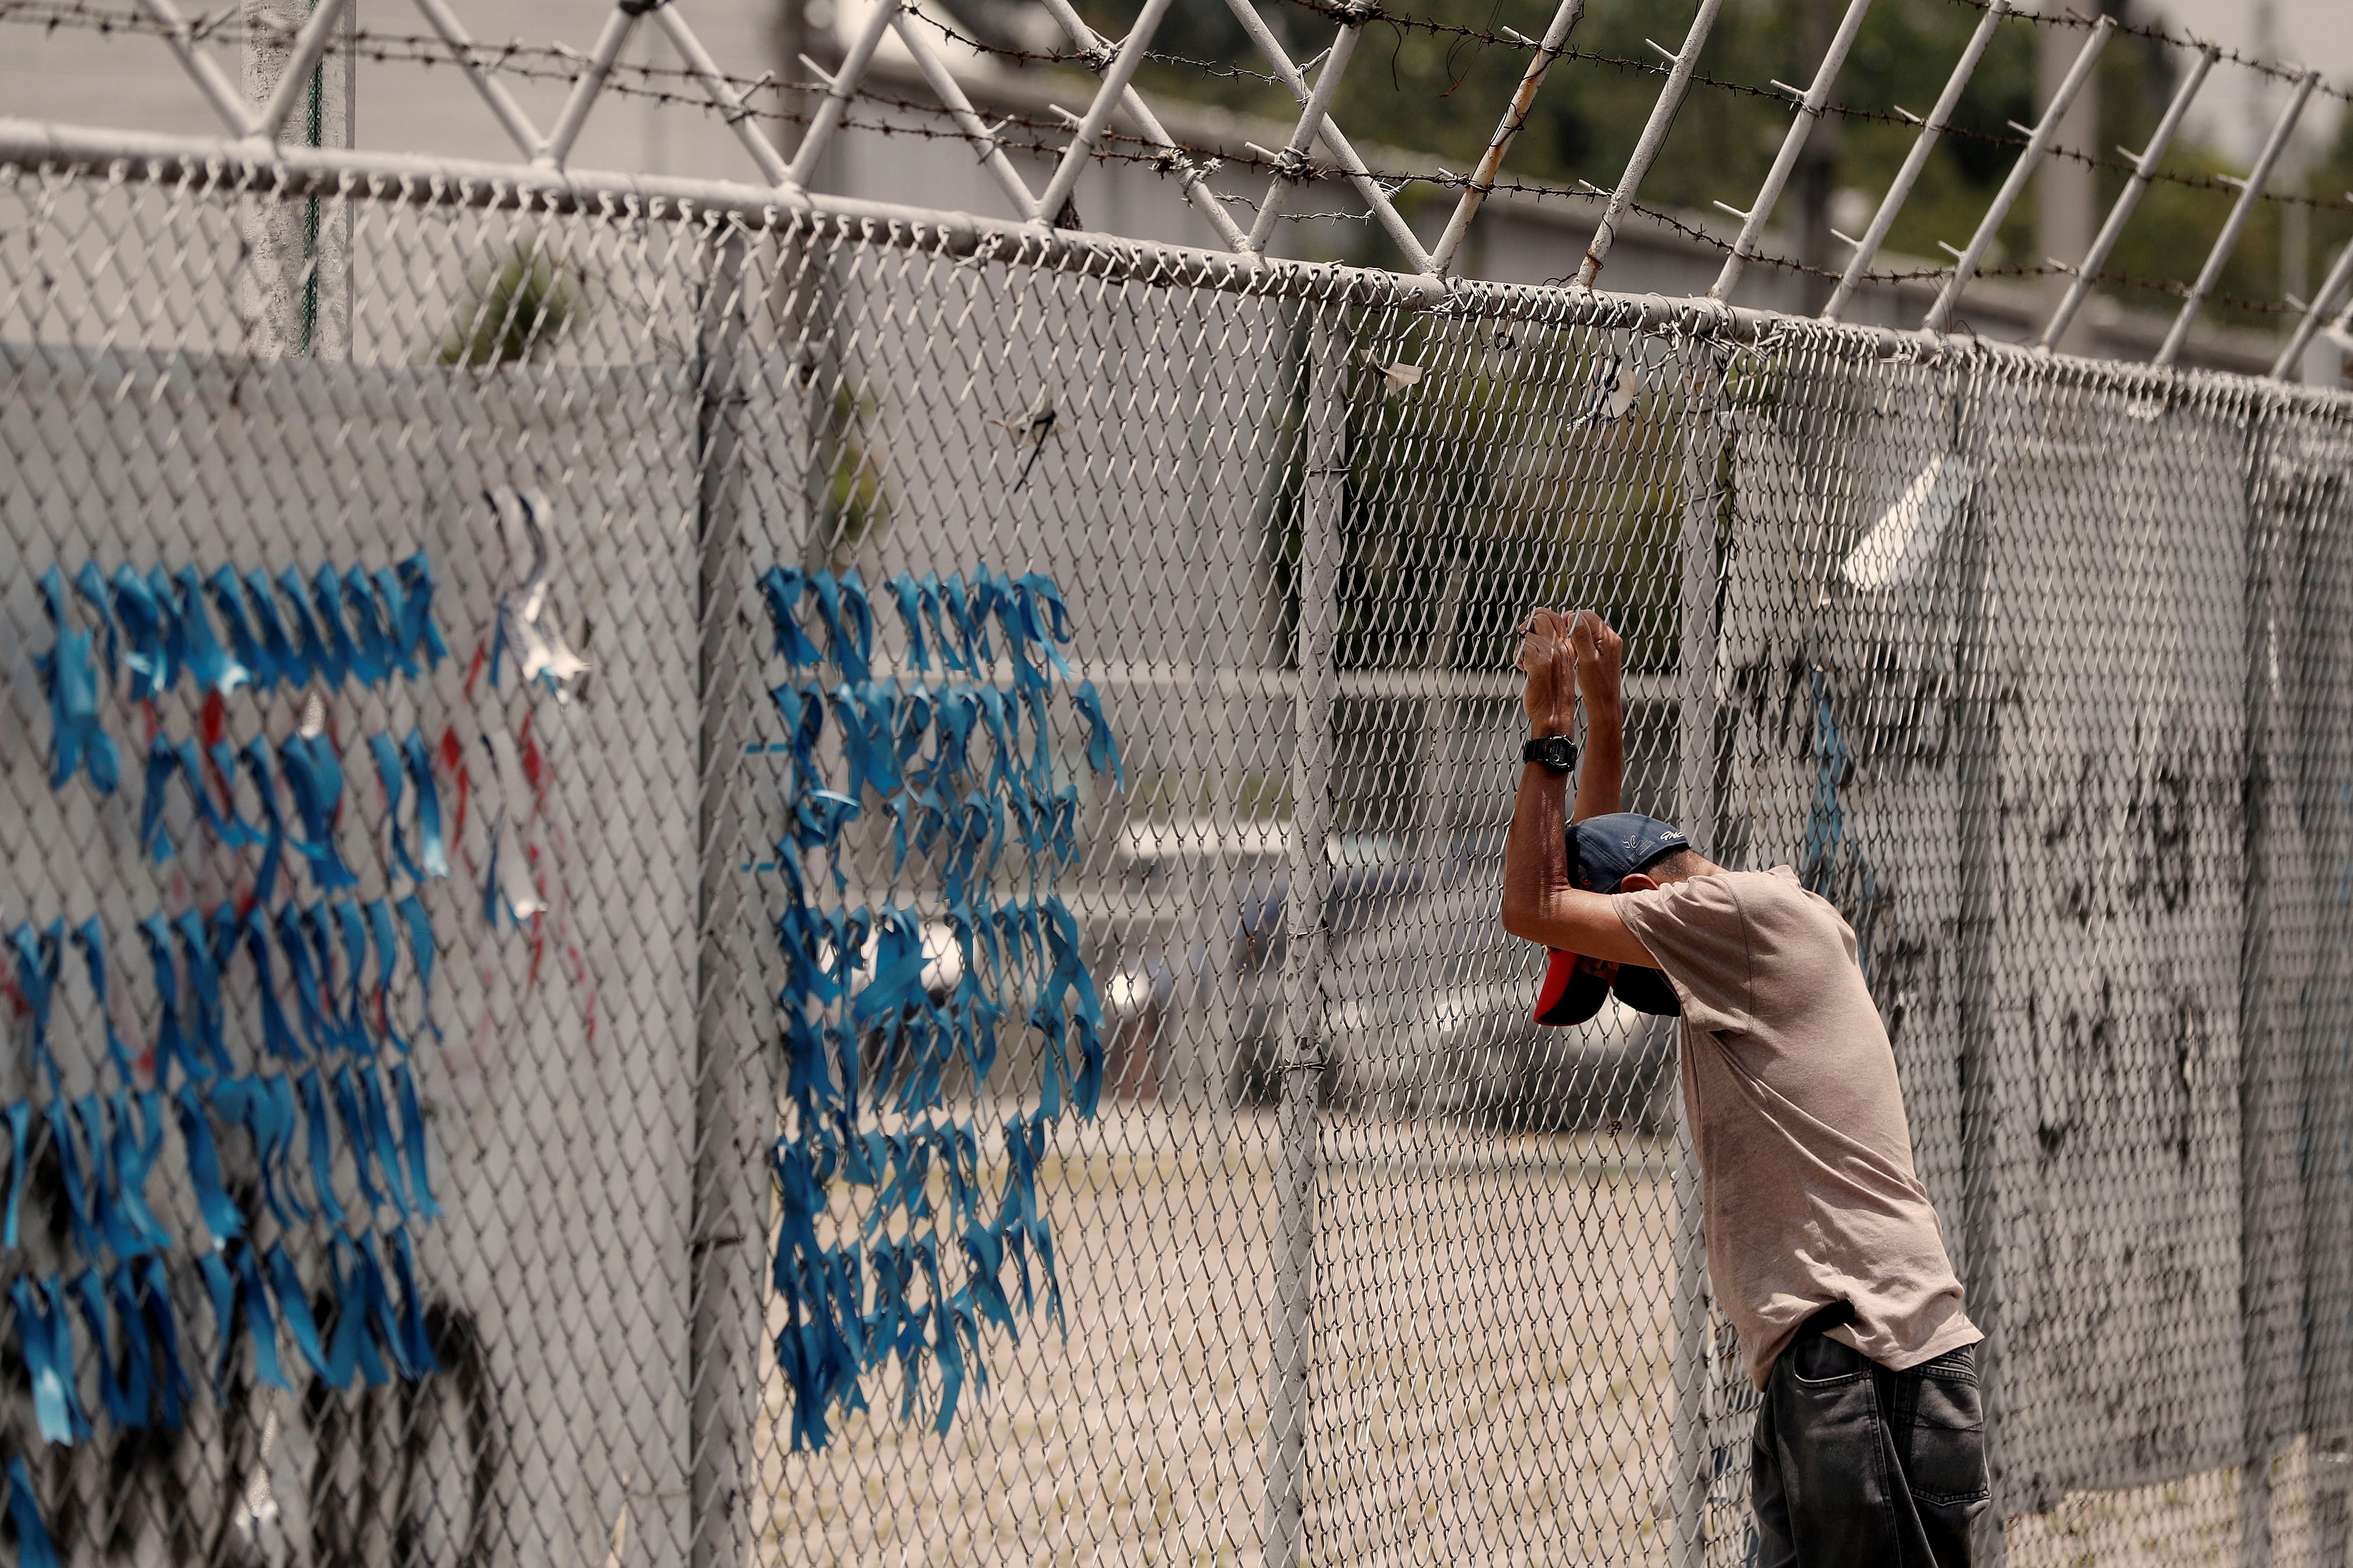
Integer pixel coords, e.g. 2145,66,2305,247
0,139,2349,1568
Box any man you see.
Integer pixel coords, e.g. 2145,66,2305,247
1499,608,1987,1567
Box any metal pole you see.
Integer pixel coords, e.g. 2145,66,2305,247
540,3,639,170
1667,331,1726,1568
1820,0,2007,322
790,0,899,186
325,0,352,353
1259,301,1343,1568
2239,406,2277,1568
2236,402,2318,1568
686,220,762,1568
1428,0,1586,275
1667,1105,1711,1567
1032,0,1252,252
1576,0,1728,289
2290,403,2353,1568
1219,0,1434,272
1243,22,1365,252
2038,45,2216,352
649,1,794,188
2157,72,2317,368
247,0,352,143
1707,0,1874,303
888,11,1043,218
1948,352,2005,1567
239,0,354,359
2270,231,2353,380
1923,16,2113,335
785,0,899,190
1032,0,1177,226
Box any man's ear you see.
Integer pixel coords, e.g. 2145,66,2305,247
1617,872,1660,894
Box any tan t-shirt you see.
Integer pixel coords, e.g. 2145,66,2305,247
1614,866,1979,1388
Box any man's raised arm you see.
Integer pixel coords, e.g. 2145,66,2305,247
1569,610,1624,824
1498,609,1653,966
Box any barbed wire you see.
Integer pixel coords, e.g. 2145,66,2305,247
1273,0,2353,107
876,0,2353,235
0,0,1725,245
8,0,2343,226
1936,0,2347,102
903,0,2353,219
0,0,2322,321
1537,233,2300,319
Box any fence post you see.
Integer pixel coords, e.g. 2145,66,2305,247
2239,400,2276,1568
1260,299,1344,1568
2286,411,2353,1568
2239,402,2303,1568
1949,351,2006,1568
1666,1129,1711,1566
687,219,762,1568
1667,328,1726,1568
239,0,355,357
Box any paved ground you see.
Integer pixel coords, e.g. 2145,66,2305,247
747,1109,1683,1567
2005,1450,2338,1568
743,1108,2337,1567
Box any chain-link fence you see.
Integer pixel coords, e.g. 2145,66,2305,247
0,156,2349,1568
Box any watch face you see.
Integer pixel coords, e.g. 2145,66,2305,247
1541,736,1574,772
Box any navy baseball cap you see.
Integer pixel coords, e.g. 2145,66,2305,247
1533,813,1687,1027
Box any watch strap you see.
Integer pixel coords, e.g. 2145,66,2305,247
1521,734,1577,773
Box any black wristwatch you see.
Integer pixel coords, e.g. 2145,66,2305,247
1522,734,1577,775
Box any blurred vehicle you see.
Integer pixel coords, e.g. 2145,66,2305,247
1105,823,1677,1132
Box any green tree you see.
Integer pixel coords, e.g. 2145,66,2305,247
433,238,584,367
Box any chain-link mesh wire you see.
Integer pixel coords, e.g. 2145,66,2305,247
0,160,2349,1568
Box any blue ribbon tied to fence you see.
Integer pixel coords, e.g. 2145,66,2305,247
37,566,120,794
14,559,455,1463
761,562,1120,1447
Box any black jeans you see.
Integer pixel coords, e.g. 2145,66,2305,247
1751,1325,1990,1568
